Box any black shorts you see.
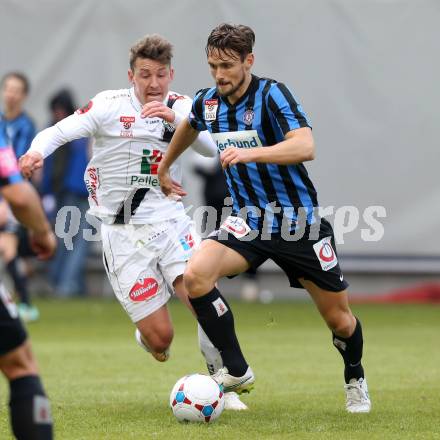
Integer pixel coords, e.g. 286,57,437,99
0,283,27,356
208,218,349,292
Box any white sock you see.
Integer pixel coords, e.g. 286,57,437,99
198,324,223,375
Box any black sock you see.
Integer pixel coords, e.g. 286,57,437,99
7,258,30,305
9,375,53,440
189,287,248,377
332,317,365,383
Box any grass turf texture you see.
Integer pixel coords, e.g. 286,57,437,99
1,300,439,439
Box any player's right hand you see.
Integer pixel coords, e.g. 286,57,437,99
29,229,57,260
19,151,44,178
158,165,187,198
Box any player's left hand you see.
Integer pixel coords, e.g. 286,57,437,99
220,147,255,169
141,101,175,123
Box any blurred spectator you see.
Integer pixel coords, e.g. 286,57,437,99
0,72,39,321
0,72,35,157
41,89,90,297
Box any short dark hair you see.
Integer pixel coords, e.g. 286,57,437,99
129,34,173,70
206,23,255,61
1,72,30,95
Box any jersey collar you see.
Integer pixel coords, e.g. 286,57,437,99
129,87,142,112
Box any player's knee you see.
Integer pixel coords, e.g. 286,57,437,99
326,311,355,337
142,327,173,353
183,265,215,297
0,343,38,380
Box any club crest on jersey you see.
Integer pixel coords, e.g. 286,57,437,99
204,99,218,121
243,108,255,126
76,100,93,115
120,116,135,137
313,236,338,271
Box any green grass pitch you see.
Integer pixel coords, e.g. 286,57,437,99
1,299,439,439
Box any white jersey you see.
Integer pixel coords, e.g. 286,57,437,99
29,88,216,224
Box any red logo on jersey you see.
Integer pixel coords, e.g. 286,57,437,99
85,167,99,205
129,278,159,302
205,99,218,111
76,100,93,114
169,94,185,101
120,116,135,129
185,233,194,248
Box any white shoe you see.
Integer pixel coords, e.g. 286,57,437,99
345,377,371,413
134,329,170,362
224,392,249,411
212,366,255,394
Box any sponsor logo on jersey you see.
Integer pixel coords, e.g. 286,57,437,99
313,236,338,271
130,175,160,187
179,233,194,251
204,99,218,121
129,277,159,302
169,93,185,101
243,108,255,126
76,100,93,115
120,115,135,137
85,167,99,205
211,130,263,152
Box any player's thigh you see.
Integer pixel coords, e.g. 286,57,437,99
187,238,251,282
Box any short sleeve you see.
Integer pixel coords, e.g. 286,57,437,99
267,82,311,135
188,90,209,132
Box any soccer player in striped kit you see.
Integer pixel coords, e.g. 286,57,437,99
158,23,371,413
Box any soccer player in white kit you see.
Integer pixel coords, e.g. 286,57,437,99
19,34,249,410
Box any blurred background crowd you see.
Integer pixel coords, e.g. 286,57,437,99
0,73,91,320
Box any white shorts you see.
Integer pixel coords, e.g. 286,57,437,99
101,216,200,323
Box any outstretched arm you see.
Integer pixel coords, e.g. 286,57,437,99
20,96,102,178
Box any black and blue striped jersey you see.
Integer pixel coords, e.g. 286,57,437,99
188,74,318,233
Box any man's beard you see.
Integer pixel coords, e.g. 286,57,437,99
216,73,246,97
